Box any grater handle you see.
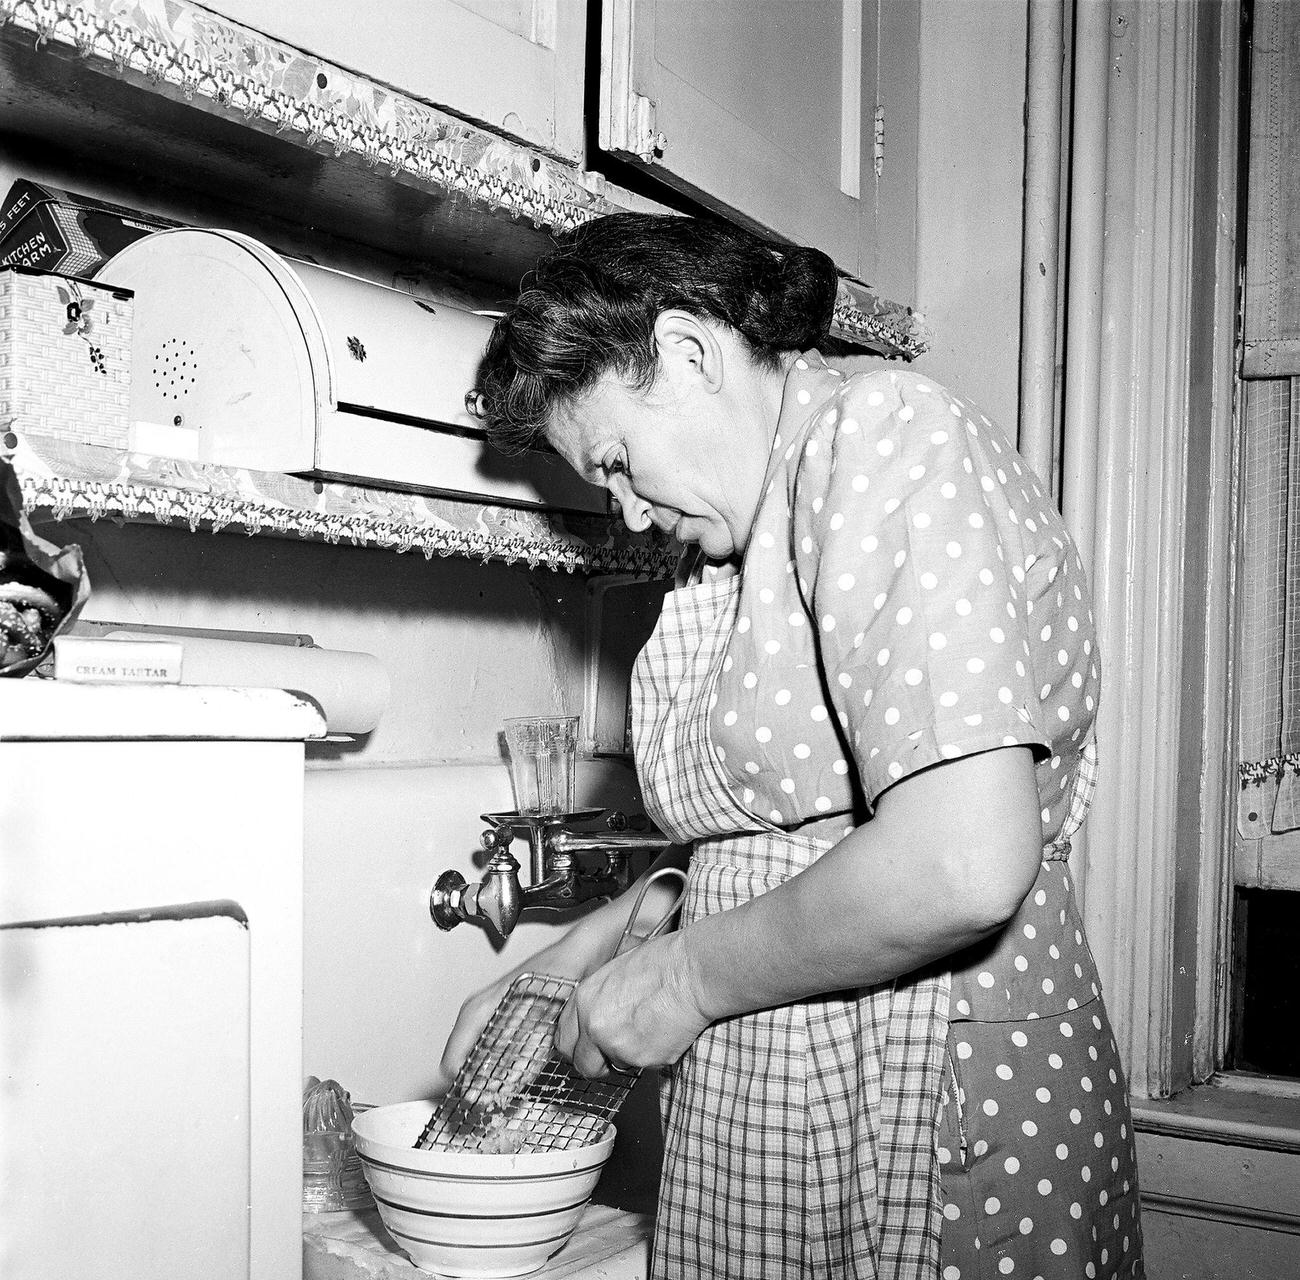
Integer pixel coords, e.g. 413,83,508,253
611,865,688,958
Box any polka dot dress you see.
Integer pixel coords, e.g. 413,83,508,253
630,351,1143,1278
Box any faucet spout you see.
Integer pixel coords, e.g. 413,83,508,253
476,857,524,938
548,830,673,856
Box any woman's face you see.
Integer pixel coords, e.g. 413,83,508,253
546,317,785,560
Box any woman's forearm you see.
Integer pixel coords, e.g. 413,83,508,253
554,748,1042,1077
677,746,1044,1023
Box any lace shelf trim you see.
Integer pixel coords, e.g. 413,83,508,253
9,432,677,576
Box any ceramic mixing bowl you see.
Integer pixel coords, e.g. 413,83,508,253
351,1100,616,1278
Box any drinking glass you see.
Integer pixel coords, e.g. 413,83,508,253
503,715,579,815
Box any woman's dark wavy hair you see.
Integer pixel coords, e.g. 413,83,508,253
470,214,840,454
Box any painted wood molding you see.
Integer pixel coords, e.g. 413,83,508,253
1059,0,1241,1096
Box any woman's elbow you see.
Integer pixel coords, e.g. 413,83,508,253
944,828,1042,936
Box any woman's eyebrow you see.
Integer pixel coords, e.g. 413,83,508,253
584,443,614,482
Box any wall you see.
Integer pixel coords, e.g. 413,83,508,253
910,0,1029,435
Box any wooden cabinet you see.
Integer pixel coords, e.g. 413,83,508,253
0,0,927,416
1,0,928,573
207,0,589,163
204,0,919,295
600,0,918,295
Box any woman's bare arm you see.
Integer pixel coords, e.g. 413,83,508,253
557,745,1043,1075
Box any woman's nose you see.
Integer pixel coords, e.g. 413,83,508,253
609,475,652,532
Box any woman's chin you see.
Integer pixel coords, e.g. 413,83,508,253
693,530,735,560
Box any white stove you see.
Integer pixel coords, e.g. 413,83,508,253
0,680,325,1280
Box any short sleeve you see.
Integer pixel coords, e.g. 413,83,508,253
791,371,1053,810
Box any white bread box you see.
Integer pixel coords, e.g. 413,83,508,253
101,228,604,513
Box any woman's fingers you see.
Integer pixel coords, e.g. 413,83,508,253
434,982,509,1094
555,995,612,1079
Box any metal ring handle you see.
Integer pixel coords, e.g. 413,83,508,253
612,865,688,959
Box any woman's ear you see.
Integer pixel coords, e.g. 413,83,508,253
653,311,725,394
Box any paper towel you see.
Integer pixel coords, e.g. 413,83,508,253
107,631,390,734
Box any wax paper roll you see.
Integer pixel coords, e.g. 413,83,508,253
108,631,390,733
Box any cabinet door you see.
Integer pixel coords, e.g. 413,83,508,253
207,0,588,161
0,914,250,1280
600,0,917,289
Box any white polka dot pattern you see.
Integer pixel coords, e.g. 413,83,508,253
709,354,1100,843
937,1001,1142,1278
951,859,1100,1020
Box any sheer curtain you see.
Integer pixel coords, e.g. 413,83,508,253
1238,380,1300,835
1236,1,1300,837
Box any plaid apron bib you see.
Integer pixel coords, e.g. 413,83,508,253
631,573,948,1280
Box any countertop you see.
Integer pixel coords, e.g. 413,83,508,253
303,1203,651,1280
0,678,326,741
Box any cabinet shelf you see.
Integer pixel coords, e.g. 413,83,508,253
9,431,678,576
0,0,929,359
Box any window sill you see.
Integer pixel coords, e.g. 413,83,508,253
1132,1075,1300,1239
1132,1073,1300,1154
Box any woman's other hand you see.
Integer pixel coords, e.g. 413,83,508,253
554,932,710,1078
431,923,611,1096
431,968,519,1098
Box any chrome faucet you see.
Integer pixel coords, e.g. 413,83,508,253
430,809,673,939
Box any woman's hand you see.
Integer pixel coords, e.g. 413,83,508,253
554,931,710,1078
433,848,693,1093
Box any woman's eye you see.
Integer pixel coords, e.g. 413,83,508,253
605,455,628,479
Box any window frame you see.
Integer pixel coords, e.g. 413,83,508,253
1054,0,1244,1103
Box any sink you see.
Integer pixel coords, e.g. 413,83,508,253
303,1202,651,1280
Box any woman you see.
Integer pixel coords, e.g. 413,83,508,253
440,214,1144,1280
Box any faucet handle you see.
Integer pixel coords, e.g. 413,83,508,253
430,870,469,931
605,810,660,834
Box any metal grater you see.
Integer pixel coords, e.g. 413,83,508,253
417,866,687,1155
414,971,638,1153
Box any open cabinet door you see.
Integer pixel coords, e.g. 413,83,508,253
600,0,911,283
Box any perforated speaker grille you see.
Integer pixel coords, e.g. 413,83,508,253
152,336,198,402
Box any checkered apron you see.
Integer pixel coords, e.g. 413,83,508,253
632,575,948,1280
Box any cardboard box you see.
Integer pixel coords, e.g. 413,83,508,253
0,179,177,278
0,265,133,448
52,635,184,684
